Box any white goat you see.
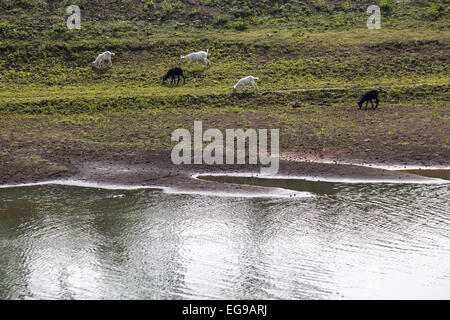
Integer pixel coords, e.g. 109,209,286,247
92,51,115,67
233,76,259,93
180,49,211,68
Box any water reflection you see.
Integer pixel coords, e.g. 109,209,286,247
0,180,449,299
199,175,339,195
403,169,450,181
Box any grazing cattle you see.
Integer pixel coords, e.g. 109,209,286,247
358,90,380,109
93,51,115,67
162,67,186,85
233,76,259,93
180,49,211,68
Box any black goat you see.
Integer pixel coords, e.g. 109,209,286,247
358,90,380,110
162,67,185,85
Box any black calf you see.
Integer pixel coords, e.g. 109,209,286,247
358,90,379,110
162,67,185,85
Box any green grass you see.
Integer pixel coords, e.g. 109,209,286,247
0,1,448,112
0,0,448,170
0,24,448,113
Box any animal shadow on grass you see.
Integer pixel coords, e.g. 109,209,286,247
177,68,207,86
162,81,183,87
186,69,206,77
232,91,257,98
91,67,112,75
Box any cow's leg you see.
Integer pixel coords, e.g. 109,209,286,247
252,82,258,93
375,98,379,108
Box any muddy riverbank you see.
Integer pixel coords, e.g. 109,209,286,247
1,148,447,197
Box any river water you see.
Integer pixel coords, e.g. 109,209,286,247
0,178,449,299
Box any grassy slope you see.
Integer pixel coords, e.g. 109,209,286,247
0,0,448,110
0,0,449,178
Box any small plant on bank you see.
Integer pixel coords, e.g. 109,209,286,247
430,112,440,119
231,7,253,18
213,16,230,28
271,2,282,14
426,4,447,20
380,0,393,16
233,21,248,31
143,0,155,11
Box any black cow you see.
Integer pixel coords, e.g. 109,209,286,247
162,67,186,85
358,90,380,110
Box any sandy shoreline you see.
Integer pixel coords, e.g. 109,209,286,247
1,154,448,197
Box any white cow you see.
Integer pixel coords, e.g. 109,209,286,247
233,76,259,93
180,49,211,68
93,51,115,67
